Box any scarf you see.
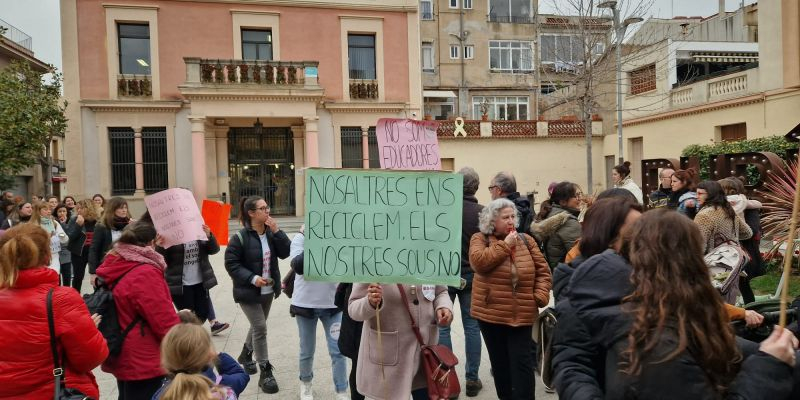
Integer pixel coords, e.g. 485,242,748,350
113,216,130,231
112,242,167,271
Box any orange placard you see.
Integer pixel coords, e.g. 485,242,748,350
201,200,232,245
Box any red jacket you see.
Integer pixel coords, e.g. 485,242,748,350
96,252,180,381
0,268,108,399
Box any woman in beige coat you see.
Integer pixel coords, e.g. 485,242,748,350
349,282,453,400
470,197,552,399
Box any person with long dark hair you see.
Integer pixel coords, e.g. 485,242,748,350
604,210,797,399
88,197,132,287
65,199,100,293
532,181,582,269
694,180,752,254
719,177,764,304
63,195,77,218
668,168,698,218
224,196,291,394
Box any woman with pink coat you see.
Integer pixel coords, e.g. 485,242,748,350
348,283,453,400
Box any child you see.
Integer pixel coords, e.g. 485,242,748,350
153,322,249,399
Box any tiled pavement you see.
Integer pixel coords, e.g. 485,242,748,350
88,219,558,399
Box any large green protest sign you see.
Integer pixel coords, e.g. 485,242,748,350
303,168,463,286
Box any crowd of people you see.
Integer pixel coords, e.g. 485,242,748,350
1,159,800,400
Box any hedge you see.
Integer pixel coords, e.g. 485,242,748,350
682,136,796,181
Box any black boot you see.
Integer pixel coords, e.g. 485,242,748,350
237,344,257,375
258,361,279,394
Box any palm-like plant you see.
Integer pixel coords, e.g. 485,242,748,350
761,157,799,257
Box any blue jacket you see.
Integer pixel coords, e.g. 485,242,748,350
151,352,249,399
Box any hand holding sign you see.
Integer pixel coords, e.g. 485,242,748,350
145,188,208,248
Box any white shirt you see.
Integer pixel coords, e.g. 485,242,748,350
182,241,202,286
289,232,338,309
258,233,274,295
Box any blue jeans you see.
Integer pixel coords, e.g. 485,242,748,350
296,309,348,392
438,278,481,381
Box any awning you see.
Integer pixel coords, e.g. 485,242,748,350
423,90,457,98
691,52,758,63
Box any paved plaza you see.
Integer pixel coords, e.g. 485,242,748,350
89,220,557,399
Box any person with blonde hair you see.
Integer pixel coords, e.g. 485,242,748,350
0,224,108,399
66,199,101,292
30,200,68,274
153,323,248,399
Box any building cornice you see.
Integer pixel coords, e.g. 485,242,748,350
81,99,183,113
164,0,416,12
621,93,766,127
102,3,160,10
230,9,280,16
0,38,50,72
322,101,408,113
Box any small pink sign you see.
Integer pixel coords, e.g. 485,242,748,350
376,118,441,170
145,188,208,248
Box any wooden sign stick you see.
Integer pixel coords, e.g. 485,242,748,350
779,155,800,327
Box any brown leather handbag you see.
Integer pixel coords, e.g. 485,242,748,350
396,284,461,400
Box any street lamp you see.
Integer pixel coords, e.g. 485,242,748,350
598,1,643,165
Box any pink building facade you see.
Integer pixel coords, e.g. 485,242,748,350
61,0,422,216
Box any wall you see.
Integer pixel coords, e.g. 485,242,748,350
438,136,605,211
74,0,412,103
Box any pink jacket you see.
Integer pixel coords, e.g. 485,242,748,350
349,284,452,400
96,243,179,380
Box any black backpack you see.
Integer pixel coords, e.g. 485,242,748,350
83,264,143,357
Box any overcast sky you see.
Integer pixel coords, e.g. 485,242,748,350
3,0,758,73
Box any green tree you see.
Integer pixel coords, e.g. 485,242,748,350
0,60,67,193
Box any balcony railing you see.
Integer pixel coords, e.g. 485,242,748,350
436,119,600,138
349,79,379,100
56,159,66,173
0,18,33,51
709,74,748,99
488,14,535,24
666,69,756,110
118,75,152,97
184,58,320,88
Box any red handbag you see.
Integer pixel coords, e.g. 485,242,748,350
396,284,461,400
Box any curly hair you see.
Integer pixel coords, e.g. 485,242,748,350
621,209,740,392
478,198,517,235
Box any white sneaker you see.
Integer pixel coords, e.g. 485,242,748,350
300,381,313,400
335,391,349,400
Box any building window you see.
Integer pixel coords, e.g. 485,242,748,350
420,0,433,20
464,45,474,60
450,45,460,59
241,29,273,61
489,0,533,23
422,42,435,72
541,34,584,67
348,34,376,80
630,64,656,95
368,127,380,168
142,127,168,193
341,127,363,168
109,127,136,196
424,97,455,120
489,41,532,73
720,122,747,142
472,96,528,120
118,23,150,75
449,0,458,8
464,0,473,9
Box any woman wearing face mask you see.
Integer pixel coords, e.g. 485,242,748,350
30,201,68,275
88,197,132,287
0,201,32,229
469,198,551,399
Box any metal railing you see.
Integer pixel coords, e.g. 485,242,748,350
349,79,379,100
0,18,33,51
487,14,536,24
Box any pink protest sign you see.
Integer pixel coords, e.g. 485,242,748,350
376,118,441,170
144,188,208,248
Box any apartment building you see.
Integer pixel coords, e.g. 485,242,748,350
60,0,422,216
419,0,610,121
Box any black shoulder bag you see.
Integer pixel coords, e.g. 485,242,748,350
46,288,93,400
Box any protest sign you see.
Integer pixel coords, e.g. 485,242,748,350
376,118,441,170
201,200,232,245
145,188,207,248
303,168,462,286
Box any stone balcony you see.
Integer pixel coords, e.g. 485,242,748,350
669,68,759,109
180,58,323,98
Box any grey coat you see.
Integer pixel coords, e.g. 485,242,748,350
532,205,581,269
348,283,452,400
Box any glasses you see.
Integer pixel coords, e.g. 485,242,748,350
488,185,498,191
256,206,270,213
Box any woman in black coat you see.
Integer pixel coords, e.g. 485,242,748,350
157,224,219,322
65,199,100,292
87,197,131,286
224,196,290,394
